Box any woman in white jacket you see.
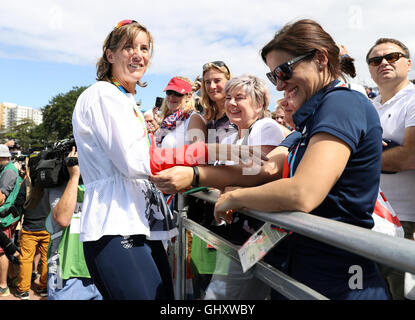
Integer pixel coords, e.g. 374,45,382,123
72,20,175,300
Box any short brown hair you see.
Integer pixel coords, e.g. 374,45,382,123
96,21,154,87
366,38,410,63
260,19,341,80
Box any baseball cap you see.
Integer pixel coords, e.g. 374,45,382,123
0,145,11,158
163,77,192,94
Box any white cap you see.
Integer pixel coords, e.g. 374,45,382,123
0,145,11,158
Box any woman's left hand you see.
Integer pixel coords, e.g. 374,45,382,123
214,189,241,224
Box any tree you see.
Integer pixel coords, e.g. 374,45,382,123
1,118,38,151
0,86,88,151
41,86,88,142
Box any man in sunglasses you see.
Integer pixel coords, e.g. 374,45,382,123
367,38,415,300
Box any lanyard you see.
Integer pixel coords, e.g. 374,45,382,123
232,120,257,145
111,78,152,147
287,142,301,178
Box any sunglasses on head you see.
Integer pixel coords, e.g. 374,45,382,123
202,61,230,74
266,50,317,86
367,52,408,67
106,19,138,49
166,90,185,97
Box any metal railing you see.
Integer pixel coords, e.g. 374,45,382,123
173,188,415,300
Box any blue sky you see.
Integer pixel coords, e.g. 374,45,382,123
0,56,172,110
1,0,415,112
0,57,95,108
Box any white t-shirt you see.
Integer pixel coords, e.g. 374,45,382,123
221,117,285,147
348,82,368,97
219,117,284,168
72,81,176,241
160,112,206,149
373,82,415,222
341,75,367,97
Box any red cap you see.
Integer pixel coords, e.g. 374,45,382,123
163,77,192,94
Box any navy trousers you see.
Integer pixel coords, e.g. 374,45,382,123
83,235,174,300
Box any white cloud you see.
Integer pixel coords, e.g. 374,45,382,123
1,0,415,107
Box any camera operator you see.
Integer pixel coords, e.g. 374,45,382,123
14,162,50,299
45,147,102,300
0,144,22,297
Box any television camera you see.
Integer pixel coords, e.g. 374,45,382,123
28,138,78,188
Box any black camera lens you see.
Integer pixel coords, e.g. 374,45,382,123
64,157,78,167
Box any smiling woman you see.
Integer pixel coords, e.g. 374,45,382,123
157,76,207,148
72,20,176,300
151,19,391,301
203,75,284,300
96,20,153,91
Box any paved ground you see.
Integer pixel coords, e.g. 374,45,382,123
0,273,47,301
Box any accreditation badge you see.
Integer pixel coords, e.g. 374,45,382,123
238,222,290,273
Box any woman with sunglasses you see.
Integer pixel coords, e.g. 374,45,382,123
72,20,175,300
157,76,207,148
217,18,389,300
152,19,390,300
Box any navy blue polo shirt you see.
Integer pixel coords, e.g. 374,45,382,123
267,82,387,299
281,81,382,228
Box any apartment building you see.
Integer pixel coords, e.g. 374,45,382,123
0,102,43,129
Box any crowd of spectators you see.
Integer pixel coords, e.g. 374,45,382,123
0,18,414,301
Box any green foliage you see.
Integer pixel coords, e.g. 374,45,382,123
2,118,38,151
41,86,87,142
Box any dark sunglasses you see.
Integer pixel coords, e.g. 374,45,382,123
266,50,316,86
367,52,409,67
202,61,230,74
166,90,185,97
106,19,138,49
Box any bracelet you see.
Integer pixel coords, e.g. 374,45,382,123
192,166,200,186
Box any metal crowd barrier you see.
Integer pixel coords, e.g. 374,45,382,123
173,188,415,300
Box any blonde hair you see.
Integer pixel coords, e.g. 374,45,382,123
200,63,232,122
224,74,270,119
96,21,154,87
160,76,196,120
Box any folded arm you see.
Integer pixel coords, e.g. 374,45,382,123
381,126,415,172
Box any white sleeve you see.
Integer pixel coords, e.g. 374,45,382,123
189,112,207,124
405,94,415,128
86,87,150,177
248,118,285,146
